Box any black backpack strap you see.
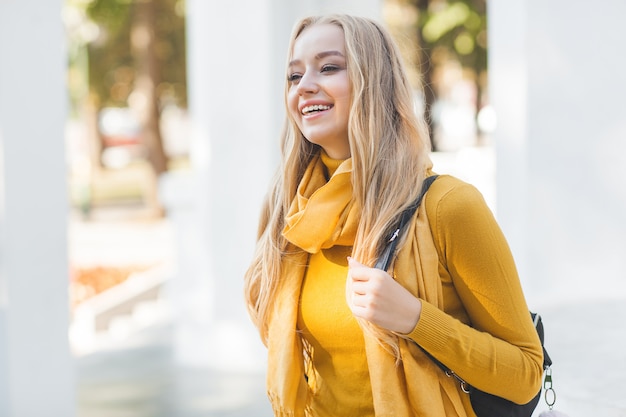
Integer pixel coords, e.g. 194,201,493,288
532,312,553,369
374,175,438,271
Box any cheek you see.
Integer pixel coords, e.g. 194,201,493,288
287,90,299,118
336,94,352,122
332,78,352,116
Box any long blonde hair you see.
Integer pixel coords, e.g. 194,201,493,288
244,14,432,358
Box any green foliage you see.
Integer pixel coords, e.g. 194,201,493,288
83,0,187,108
87,0,131,35
417,0,487,71
85,0,132,106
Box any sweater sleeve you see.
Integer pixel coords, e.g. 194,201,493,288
405,176,544,404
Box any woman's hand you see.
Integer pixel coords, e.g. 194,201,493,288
346,257,422,335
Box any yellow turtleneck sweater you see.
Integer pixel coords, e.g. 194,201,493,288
296,152,370,416
295,154,540,416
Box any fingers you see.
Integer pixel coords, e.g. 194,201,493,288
347,256,369,281
345,256,422,333
346,256,383,308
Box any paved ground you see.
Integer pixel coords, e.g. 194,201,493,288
76,323,273,417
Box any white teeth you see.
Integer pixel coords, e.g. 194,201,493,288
302,104,331,114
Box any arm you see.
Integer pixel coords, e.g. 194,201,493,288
406,176,543,404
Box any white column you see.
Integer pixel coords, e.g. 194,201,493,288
490,0,626,303
488,0,530,282
0,1,76,416
176,0,382,371
175,0,278,371
275,0,382,18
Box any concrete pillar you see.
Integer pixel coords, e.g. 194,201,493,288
0,1,76,416
490,0,626,303
488,0,531,282
175,0,382,371
174,0,278,371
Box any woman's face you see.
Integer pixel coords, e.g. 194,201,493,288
287,23,351,160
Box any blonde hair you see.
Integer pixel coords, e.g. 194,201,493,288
244,14,432,359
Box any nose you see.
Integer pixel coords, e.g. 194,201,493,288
296,71,319,95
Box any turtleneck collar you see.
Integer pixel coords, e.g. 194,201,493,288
320,149,349,180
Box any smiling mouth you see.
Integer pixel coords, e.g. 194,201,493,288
301,104,332,115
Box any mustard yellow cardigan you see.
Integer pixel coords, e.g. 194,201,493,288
296,174,543,416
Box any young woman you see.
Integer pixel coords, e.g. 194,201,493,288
244,14,544,417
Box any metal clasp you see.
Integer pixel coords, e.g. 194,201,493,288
388,228,400,243
445,369,471,394
543,367,556,409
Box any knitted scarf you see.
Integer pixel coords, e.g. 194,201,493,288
266,153,469,416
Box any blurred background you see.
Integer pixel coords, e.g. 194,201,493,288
1,0,625,416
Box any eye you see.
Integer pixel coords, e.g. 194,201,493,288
321,64,341,73
287,73,302,84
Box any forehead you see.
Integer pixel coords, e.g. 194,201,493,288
291,23,346,59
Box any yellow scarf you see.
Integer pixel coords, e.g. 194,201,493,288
267,154,469,416
282,152,359,252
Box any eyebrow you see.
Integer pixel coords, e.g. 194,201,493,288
288,50,345,67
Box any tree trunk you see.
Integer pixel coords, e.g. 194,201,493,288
414,0,437,150
130,0,168,176
420,47,437,150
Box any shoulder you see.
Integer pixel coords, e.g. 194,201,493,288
423,174,497,247
425,174,488,217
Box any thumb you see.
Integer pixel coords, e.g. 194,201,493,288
347,256,364,268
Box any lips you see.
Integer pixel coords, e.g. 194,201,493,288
301,104,332,115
